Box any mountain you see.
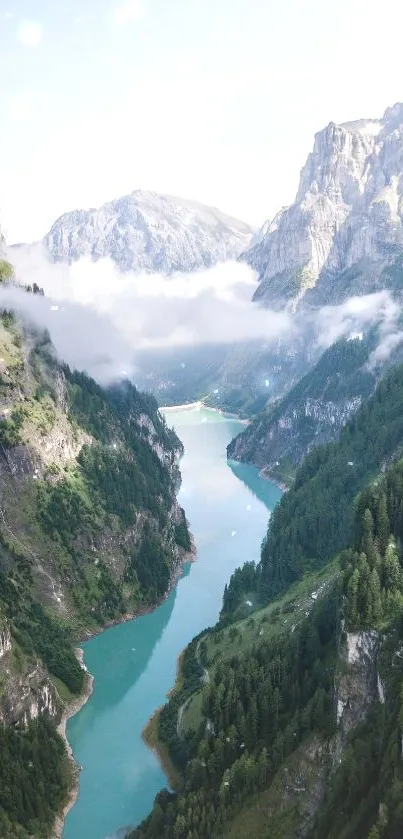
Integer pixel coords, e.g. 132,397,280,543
34,190,253,274
133,338,310,418
131,362,403,839
132,105,403,416
244,103,403,306
0,289,190,838
227,335,377,481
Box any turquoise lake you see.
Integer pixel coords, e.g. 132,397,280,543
63,407,281,839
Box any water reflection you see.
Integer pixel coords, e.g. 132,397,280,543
71,587,177,728
228,459,281,508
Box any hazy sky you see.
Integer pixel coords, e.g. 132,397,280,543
1,0,403,243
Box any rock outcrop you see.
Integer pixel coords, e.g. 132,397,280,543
244,103,403,306
227,336,377,476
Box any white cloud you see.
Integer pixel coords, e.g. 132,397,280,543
113,1,143,26
368,330,403,368
17,19,43,46
5,249,294,381
313,291,401,350
4,247,403,386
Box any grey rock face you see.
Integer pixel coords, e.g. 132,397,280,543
42,190,253,274
0,619,61,726
244,104,403,305
226,335,380,474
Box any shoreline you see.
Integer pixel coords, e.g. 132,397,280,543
142,647,186,791
258,466,290,492
52,539,196,838
161,402,249,424
52,650,94,839
142,705,182,791
161,401,203,412
79,538,197,642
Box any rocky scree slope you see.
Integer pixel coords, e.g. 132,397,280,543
22,190,254,274
0,304,189,838
244,103,403,307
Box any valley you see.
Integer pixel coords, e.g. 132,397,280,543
131,365,403,839
62,408,281,839
2,95,403,839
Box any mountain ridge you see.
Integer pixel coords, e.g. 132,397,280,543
13,190,254,276
243,102,403,307
0,282,191,837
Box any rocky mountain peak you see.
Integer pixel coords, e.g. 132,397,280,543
382,101,403,131
39,189,253,275
244,103,403,306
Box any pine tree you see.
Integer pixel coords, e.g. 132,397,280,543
383,541,402,591
347,567,360,625
363,508,377,567
377,492,390,555
369,567,382,622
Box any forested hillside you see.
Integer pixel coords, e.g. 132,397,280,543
132,363,403,839
224,362,403,613
0,296,190,837
131,586,341,839
227,334,379,483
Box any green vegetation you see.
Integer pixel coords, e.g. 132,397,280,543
305,459,403,839
227,335,377,471
224,363,403,614
133,360,403,839
272,335,375,413
125,523,171,603
22,366,189,622
0,259,13,284
0,537,77,836
0,305,190,838
0,716,71,838
0,533,83,694
342,460,403,628
36,469,100,551
309,617,403,839
130,589,340,839
174,510,192,551
0,407,24,445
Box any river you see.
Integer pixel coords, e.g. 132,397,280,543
63,407,281,839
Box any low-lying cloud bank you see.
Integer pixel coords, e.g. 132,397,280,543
9,248,293,348
4,246,403,383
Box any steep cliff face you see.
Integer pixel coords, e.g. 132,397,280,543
0,625,61,727
336,630,380,737
0,306,190,712
245,103,403,306
26,190,253,274
0,301,193,836
228,336,376,477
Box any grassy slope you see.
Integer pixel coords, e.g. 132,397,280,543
180,560,339,738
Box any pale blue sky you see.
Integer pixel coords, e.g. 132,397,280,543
1,0,403,242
